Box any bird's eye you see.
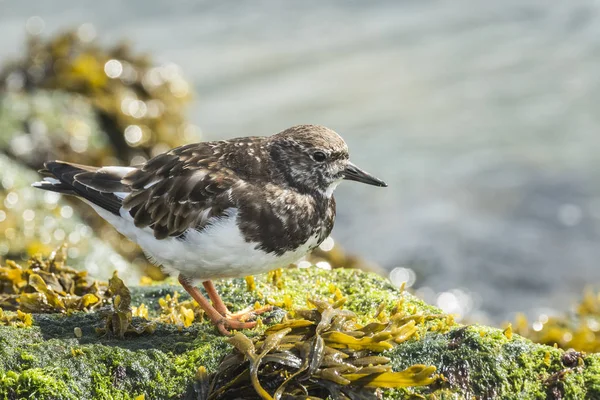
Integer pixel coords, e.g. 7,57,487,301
312,151,327,162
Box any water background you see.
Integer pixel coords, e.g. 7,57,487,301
2,0,600,324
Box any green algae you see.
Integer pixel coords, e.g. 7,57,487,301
0,268,599,399
0,368,77,400
0,320,228,400
389,325,600,399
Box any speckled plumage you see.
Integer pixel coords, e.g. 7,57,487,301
119,125,342,255
33,124,386,334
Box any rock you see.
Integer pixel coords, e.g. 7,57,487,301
0,31,200,166
0,90,112,170
1,267,598,399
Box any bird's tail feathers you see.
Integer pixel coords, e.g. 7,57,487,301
32,161,136,215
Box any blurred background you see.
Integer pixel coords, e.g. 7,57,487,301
1,0,600,330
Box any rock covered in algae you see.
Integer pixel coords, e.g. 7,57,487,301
1,262,599,399
0,29,201,167
0,90,112,170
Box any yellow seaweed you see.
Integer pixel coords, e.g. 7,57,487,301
245,276,256,291
156,291,202,328
393,320,419,344
265,319,314,334
203,293,439,399
98,271,154,337
343,365,437,388
322,331,393,352
0,308,33,328
514,288,600,352
0,247,107,314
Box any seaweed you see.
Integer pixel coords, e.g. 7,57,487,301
96,271,156,337
514,288,600,353
0,309,32,328
0,264,600,399
0,245,105,313
0,248,198,336
204,297,438,399
156,291,204,328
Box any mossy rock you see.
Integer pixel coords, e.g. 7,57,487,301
1,268,599,399
0,90,112,170
0,31,198,166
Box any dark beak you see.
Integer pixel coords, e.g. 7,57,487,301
344,162,387,187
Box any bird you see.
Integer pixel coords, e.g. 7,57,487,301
33,124,387,335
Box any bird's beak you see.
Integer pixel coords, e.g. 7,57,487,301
343,162,387,187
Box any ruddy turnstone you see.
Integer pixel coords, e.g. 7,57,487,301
33,124,387,335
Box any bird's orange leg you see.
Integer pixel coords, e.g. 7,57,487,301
202,280,230,316
202,280,273,322
178,275,256,335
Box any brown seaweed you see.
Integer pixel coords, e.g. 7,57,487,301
96,271,156,337
202,296,438,399
0,245,105,313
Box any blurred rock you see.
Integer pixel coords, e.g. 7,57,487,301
0,153,139,283
0,29,201,167
0,90,111,169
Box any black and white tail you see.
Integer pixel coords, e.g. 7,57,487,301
32,161,135,215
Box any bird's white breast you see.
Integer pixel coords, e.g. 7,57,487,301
90,205,319,281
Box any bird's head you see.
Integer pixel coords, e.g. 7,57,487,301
269,124,387,196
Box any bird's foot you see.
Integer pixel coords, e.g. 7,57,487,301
225,304,274,322
214,305,274,335
180,276,274,335
214,317,257,336
202,280,273,322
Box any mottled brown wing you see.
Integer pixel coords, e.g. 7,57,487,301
121,143,239,239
